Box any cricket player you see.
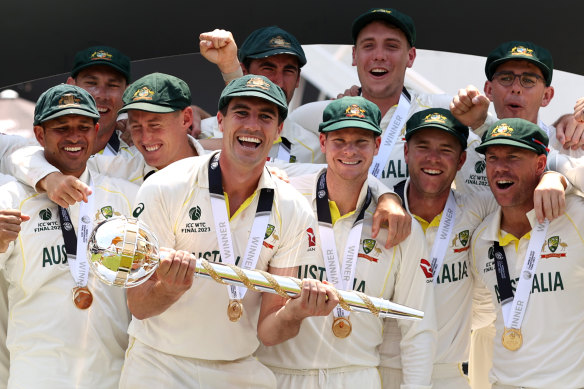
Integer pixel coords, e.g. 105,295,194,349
119,75,336,388
471,118,584,388
0,84,138,388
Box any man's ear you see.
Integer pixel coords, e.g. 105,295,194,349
34,125,45,146
541,86,555,108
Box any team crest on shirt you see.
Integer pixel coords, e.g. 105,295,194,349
39,208,52,221
263,224,279,249
474,160,486,174
133,203,145,217
90,50,113,61
423,113,447,124
58,94,81,107
181,205,210,234
34,208,61,233
269,36,291,48
420,258,433,281
246,77,270,91
451,230,470,253
511,46,534,57
95,206,121,221
491,123,513,137
306,227,316,251
345,104,365,118
358,239,382,262
189,206,202,221
541,235,568,258
132,87,155,101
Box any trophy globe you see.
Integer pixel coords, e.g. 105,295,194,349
88,216,160,288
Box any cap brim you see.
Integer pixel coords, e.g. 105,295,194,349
475,138,540,154
39,108,100,124
488,57,551,85
353,14,412,45
222,90,287,119
72,61,130,81
406,124,467,148
320,118,381,135
118,102,178,114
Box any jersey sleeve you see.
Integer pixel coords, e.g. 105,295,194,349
3,145,59,190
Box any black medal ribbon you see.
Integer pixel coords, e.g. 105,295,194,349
493,242,514,304
57,206,77,258
107,131,121,154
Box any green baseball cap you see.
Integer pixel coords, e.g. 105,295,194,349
485,41,553,86
318,96,381,135
238,26,307,68
119,73,191,114
476,118,549,155
406,108,469,149
352,8,416,46
218,74,288,120
71,45,131,82
34,84,100,125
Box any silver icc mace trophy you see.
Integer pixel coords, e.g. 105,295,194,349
87,216,424,320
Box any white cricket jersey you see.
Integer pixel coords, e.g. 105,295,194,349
471,195,584,388
0,169,138,389
400,180,498,364
128,152,319,361
200,116,325,163
255,171,436,386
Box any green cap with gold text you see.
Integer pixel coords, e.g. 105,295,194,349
34,84,99,125
238,26,306,67
406,108,469,149
476,118,549,155
319,96,381,135
71,45,131,82
485,41,553,86
119,73,191,114
352,8,416,46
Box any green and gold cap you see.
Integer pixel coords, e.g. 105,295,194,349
352,8,416,46
476,118,549,155
485,41,553,86
119,73,191,114
318,96,381,135
406,108,469,149
238,26,306,67
71,45,131,82
34,84,99,125
218,74,288,120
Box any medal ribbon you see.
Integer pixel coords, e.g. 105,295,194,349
369,88,411,178
493,219,549,329
57,176,94,288
315,171,372,318
275,137,292,162
429,190,457,284
208,153,274,300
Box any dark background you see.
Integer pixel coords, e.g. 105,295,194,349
2,1,580,113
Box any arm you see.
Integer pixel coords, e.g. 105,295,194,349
257,266,338,346
126,249,197,319
553,113,584,150
533,171,567,223
368,175,412,248
450,85,492,132
199,29,243,85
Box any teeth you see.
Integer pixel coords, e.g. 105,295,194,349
423,169,441,175
497,180,513,184
341,160,359,165
97,107,108,113
238,136,260,144
145,144,161,152
371,68,387,74
64,146,81,152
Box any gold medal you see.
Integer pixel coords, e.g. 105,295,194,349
502,327,523,351
72,287,93,310
332,317,352,338
227,300,243,322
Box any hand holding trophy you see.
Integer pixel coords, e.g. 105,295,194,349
88,216,424,320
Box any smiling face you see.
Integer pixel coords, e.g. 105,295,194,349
244,54,300,104
218,96,283,171
67,65,127,153
485,145,546,212
320,127,380,185
352,21,415,103
484,60,554,123
404,128,466,200
34,114,98,178
127,108,194,170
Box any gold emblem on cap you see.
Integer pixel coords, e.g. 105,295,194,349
345,104,365,118
90,50,113,61
371,8,392,14
58,94,81,107
491,123,514,137
269,36,291,48
423,113,447,124
246,77,271,90
511,46,534,57
132,87,155,101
